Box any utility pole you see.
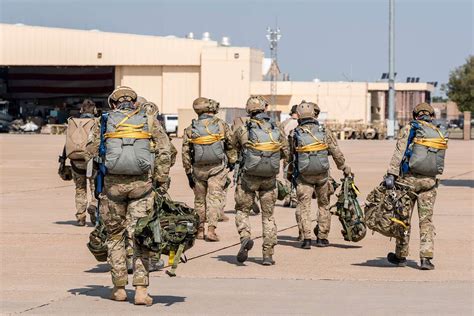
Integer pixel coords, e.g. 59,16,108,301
387,0,396,139
266,27,281,117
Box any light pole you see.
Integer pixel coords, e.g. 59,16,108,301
387,0,396,139
266,27,281,116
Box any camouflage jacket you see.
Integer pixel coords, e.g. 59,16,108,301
387,125,411,177
85,111,172,184
182,114,237,175
232,114,290,163
287,121,347,175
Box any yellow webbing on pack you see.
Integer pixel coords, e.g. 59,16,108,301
246,119,282,152
104,108,152,139
414,120,448,150
389,217,409,229
189,118,225,145
295,126,329,153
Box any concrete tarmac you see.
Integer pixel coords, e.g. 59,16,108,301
0,135,473,315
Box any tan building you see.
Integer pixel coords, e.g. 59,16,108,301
0,23,434,134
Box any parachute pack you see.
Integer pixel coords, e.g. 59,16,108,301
331,176,367,242
364,182,414,240
189,117,226,165
134,194,200,277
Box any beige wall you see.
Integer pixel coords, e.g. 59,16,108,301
0,23,216,66
162,66,200,114
201,47,263,107
115,66,163,110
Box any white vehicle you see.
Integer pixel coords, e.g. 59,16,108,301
163,114,178,136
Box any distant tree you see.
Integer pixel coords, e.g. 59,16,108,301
446,56,474,112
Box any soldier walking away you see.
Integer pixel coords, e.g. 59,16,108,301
383,102,448,270
64,99,98,226
287,102,352,249
233,96,289,265
281,104,299,209
86,86,172,305
182,97,237,242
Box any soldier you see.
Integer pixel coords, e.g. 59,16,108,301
287,101,352,249
281,104,299,209
86,86,172,305
64,99,98,226
182,97,237,241
233,96,289,265
384,102,448,270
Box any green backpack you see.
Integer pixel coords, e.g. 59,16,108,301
332,176,367,242
87,218,108,262
135,194,200,277
364,182,414,240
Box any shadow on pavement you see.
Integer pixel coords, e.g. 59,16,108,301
68,285,186,306
329,243,363,249
213,254,262,266
440,179,474,188
277,235,301,249
85,263,110,273
54,220,81,226
352,257,418,269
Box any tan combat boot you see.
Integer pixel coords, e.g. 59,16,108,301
206,226,219,242
76,214,86,227
110,286,127,301
134,286,153,306
197,225,205,239
219,212,229,222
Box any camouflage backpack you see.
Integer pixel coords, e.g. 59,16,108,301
87,218,108,262
364,182,414,240
135,194,199,277
331,176,367,242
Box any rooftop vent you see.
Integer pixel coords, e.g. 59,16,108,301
186,32,194,39
202,32,211,41
221,36,231,46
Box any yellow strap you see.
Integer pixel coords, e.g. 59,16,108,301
389,217,409,229
190,134,225,145
296,142,329,152
105,130,151,139
116,108,141,128
247,141,282,152
417,120,447,141
414,138,448,150
351,182,361,195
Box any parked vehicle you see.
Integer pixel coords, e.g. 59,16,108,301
163,114,178,136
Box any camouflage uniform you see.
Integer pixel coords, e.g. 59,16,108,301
233,114,289,257
387,125,437,259
281,117,298,207
70,160,97,222
86,111,171,287
182,114,236,231
288,123,348,240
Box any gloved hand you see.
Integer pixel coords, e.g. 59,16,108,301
154,180,169,196
384,174,395,189
227,162,235,172
186,173,195,189
342,165,352,177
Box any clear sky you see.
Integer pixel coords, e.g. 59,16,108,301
1,0,472,91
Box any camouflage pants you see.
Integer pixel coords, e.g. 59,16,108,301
395,174,437,259
193,166,228,228
235,174,277,256
101,174,153,287
72,169,97,220
283,162,297,206
295,175,331,239
218,178,231,220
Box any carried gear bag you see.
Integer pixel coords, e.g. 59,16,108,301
189,117,226,166
331,176,366,242
104,108,154,175
293,122,330,182
364,181,414,240
87,217,108,262
242,116,282,177
135,194,199,277
65,117,96,160
403,120,448,177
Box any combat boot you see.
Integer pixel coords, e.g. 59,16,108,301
206,226,219,242
297,230,304,242
87,205,97,226
387,252,407,267
420,258,435,270
76,216,86,227
126,256,133,274
149,258,164,272
110,286,127,302
134,286,153,306
237,238,254,263
301,239,311,249
196,225,205,240
219,213,229,222
262,255,275,266
283,200,291,208
315,238,329,247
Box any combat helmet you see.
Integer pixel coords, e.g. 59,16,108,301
142,101,160,117
246,96,268,114
192,97,219,114
296,101,316,119
108,86,137,108
413,102,434,119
